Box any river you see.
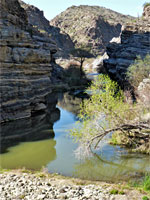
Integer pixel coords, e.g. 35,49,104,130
0,91,150,182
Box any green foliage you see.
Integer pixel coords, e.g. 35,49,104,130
143,196,150,200
143,2,150,8
110,189,119,194
70,46,93,59
127,54,150,88
70,75,137,150
109,189,125,195
130,174,150,193
143,175,150,191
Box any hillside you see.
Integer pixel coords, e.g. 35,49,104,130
18,0,74,58
50,5,135,56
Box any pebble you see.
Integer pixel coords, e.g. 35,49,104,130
0,173,142,200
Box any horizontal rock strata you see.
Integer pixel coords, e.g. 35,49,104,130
103,7,150,85
18,0,74,58
0,0,58,122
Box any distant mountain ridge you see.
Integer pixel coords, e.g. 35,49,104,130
50,5,135,56
19,0,74,58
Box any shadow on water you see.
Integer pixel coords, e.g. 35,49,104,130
0,90,150,182
0,109,60,154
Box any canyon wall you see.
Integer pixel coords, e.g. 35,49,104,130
50,5,134,56
103,6,150,86
0,0,58,123
18,0,74,58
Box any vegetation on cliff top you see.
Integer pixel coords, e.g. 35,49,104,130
143,2,150,8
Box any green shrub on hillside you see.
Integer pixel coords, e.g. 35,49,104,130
126,54,150,88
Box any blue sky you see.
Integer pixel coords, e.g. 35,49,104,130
23,0,147,20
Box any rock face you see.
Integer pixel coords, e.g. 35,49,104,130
0,0,59,123
138,75,150,105
18,0,74,58
143,5,150,19
103,6,150,86
50,5,134,56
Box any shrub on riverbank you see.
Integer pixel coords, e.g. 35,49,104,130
126,54,150,89
70,74,150,156
130,173,150,195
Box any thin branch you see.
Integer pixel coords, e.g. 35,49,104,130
88,123,150,150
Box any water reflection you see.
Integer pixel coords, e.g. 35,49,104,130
73,149,150,181
57,92,84,116
0,139,57,170
0,91,150,182
0,108,60,154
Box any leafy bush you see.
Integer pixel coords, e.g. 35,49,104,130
143,175,150,191
143,2,150,8
70,74,150,156
126,54,150,88
142,196,149,200
130,174,150,194
70,75,141,155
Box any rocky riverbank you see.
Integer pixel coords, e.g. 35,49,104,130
0,170,146,200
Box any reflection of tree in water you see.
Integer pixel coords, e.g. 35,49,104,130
57,92,85,116
73,152,150,182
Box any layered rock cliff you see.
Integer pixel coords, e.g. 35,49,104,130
103,6,150,86
50,5,134,56
18,0,74,58
0,0,59,123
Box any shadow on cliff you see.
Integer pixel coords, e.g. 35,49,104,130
51,61,91,91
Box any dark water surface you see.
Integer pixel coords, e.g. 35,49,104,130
0,92,150,182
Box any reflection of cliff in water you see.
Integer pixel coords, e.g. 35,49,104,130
57,92,87,116
0,138,57,170
0,92,60,154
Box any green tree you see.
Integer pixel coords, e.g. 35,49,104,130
70,75,150,156
126,54,150,88
70,46,93,77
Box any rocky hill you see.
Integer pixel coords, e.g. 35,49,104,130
0,0,60,123
18,0,74,58
103,5,150,87
50,5,134,56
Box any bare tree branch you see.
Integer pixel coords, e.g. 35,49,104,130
88,123,150,150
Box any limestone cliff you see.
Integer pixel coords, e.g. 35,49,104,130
138,75,150,106
18,0,74,58
50,5,134,56
0,0,58,123
103,6,150,86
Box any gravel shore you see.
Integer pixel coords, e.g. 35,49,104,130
0,171,145,200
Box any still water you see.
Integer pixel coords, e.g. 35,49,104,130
0,92,150,182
